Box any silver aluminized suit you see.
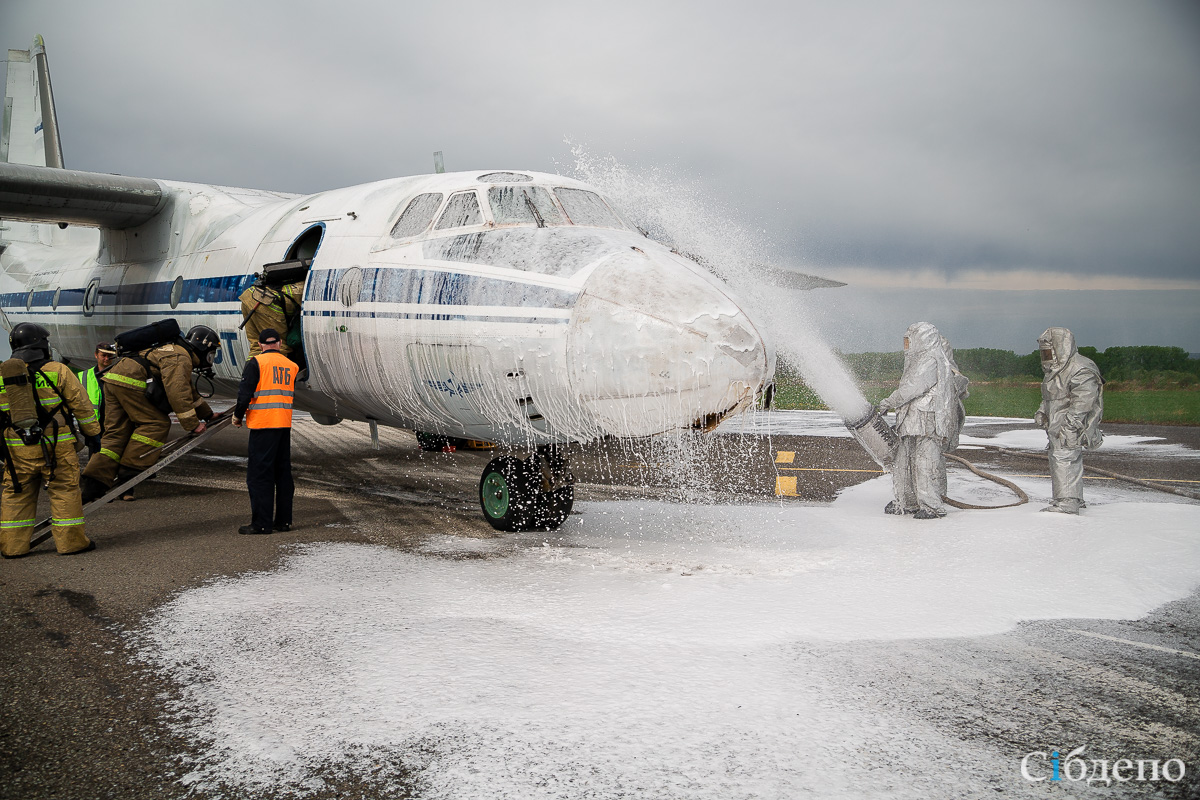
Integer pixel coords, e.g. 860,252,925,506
879,322,959,517
1035,327,1103,513
939,335,970,497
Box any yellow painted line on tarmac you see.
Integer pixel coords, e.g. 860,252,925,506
775,476,798,496
775,451,795,464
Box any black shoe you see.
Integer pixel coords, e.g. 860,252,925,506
62,541,96,555
912,508,946,520
272,523,292,532
116,466,142,483
884,501,909,516
81,476,110,504
238,525,272,535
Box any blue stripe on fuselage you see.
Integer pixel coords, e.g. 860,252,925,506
0,275,254,311
1,266,578,317
309,267,579,309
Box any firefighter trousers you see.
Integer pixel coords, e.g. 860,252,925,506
892,435,947,514
82,383,170,487
1,438,89,556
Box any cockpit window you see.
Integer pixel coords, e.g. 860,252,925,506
477,171,532,183
434,191,483,230
390,192,443,238
425,228,639,277
488,186,565,227
554,188,625,229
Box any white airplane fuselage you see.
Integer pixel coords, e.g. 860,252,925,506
0,170,774,446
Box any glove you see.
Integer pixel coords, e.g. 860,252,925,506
85,435,102,456
877,398,892,413
1034,410,1048,429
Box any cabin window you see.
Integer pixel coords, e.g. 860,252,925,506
488,186,565,227
554,188,625,229
83,280,100,317
434,191,482,230
391,193,443,238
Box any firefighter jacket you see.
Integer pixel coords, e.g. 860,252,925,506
881,322,959,441
0,361,102,453
236,352,295,429
1037,327,1103,450
240,280,304,357
102,344,211,432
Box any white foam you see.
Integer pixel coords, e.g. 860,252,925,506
718,410,1200,461
136,480,1200,797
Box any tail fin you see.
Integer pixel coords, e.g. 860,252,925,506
2,35,63,168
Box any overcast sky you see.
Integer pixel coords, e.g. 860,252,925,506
3,0,1199,352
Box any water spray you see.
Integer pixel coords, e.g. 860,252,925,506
567,148,908,471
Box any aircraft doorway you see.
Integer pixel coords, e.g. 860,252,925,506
239,225,324,372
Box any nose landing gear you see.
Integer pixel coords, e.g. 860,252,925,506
479,445,574,531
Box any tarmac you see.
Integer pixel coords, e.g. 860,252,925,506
1,415,1198,799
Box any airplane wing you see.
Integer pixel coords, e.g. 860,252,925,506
771,269,847,290
671,248,847,290
0,162,166,228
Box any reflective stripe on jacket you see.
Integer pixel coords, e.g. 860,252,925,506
245,352,295,429
0,361,101,450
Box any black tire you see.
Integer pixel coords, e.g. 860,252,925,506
528,486,574,531
479,456,535,531
416,431,450,452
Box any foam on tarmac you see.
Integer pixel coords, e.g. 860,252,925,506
134,471,1200,798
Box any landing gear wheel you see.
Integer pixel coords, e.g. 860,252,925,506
528,486,573,531
480,456,534,531
416,431,451,452
479,455,574,532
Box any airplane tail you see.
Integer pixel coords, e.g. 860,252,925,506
2,35,63,168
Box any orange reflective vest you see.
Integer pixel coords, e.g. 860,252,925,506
245,352,295,429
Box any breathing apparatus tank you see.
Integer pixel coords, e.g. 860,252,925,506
1,357,45,446
844,405,900,468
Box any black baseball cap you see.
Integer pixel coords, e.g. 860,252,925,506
258,328,281,344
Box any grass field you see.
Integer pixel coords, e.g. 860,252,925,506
773,381,1200,425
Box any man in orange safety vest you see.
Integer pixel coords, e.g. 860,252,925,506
233,328,296,535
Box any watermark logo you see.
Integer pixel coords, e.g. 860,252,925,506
1022,746,1187,786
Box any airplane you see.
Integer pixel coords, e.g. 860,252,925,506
0,36,781,532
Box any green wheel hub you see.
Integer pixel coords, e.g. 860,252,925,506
481,471,510,518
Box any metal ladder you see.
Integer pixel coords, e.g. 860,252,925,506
29,411,235,549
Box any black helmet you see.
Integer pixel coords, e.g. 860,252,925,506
9,322,51,364
183,325,220,362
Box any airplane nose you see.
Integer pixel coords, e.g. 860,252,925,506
567,250,774,437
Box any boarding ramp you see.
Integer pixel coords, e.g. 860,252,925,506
29,411,235,549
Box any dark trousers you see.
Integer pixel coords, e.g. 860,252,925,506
247,427,294,531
